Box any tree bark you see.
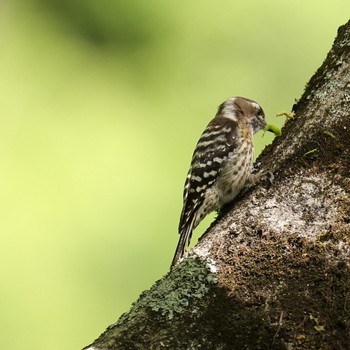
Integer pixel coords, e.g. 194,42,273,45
84,20,350,350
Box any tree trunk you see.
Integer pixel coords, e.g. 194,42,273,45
84,20,350,350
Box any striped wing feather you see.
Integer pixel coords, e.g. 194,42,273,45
178,117,238,238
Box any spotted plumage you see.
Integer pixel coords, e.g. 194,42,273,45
171,96,267,267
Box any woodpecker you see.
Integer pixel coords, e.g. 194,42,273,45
171,96,267,267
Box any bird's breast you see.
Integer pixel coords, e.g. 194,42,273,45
216,137,254,205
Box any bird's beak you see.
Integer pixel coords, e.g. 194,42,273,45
259,117,267,128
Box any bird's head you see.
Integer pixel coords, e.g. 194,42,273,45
218,96,267,134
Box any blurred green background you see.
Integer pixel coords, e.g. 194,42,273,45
0,1,348,349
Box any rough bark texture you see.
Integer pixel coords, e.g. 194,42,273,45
84,21,350,350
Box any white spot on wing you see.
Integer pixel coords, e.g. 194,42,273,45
213,157,223,164
192,175,202,182
196,185,207,192
203,170,218,178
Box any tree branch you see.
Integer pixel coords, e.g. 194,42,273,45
84,20,350,350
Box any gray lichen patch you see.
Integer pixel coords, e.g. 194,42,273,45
116,257,217,324
147,258,217,320
255,172,347,239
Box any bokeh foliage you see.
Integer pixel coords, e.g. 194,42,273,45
0,1,349,349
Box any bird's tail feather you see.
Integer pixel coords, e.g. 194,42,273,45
170,217,195,268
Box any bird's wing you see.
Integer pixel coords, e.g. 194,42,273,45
178,117,238,236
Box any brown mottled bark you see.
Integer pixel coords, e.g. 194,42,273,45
84,20,350,350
